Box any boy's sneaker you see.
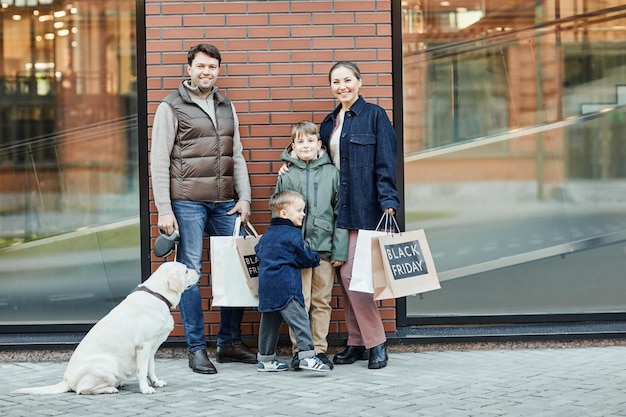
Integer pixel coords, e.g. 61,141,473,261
317,353,334,370
257,359,288,372
290,354,301,371
299,356,331,372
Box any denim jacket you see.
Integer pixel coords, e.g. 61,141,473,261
320,96,400,230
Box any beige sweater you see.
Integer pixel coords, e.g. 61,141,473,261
150,81,251,216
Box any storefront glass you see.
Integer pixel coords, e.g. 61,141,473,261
0,0,139,324
402,1,626,319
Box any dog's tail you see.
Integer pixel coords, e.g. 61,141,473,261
12,380,71,395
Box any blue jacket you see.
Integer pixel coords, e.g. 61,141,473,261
255,217,320,312
319,96,400,230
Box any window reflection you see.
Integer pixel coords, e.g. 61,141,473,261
402,1,626,318
0,1,139,324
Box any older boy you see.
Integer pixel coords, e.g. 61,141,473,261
276,121,348,369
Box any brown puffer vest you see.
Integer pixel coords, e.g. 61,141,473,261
164,84,236,202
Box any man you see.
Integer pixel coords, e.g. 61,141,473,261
150,44,256,374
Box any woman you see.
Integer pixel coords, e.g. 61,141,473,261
320,61,400,369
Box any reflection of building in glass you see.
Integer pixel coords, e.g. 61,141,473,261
0,1,137,231
402,0,626,322
0,1,140,325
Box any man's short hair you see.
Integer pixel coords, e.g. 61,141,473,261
187,44,222,66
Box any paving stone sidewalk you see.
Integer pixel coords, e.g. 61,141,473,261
1,345,625,416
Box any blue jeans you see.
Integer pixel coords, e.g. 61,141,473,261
173,200,245,352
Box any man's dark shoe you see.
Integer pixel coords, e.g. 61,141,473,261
188,349,217,374
333,345,369,365
368,343,388,369
317,352,334,369
216,343,257,364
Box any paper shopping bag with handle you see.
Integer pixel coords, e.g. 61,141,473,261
349,212,395,294
349,229,388,293
210,217,259,308
234,221,261,296
373,229,440,301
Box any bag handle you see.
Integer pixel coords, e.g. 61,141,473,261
242,221,259,237
232,216,259,238
374,211,400,235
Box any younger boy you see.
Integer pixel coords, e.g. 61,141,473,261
254,190,331,373
276,121,348,369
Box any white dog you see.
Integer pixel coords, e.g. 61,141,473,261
12,262,199,395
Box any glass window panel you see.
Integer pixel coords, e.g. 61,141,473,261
402,0,626,318
0,1,139,324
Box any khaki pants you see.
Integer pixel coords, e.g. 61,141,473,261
290,259,335,354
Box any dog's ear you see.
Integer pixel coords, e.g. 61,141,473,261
167,265,185,293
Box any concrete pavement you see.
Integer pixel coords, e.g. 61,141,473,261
1,343,625,416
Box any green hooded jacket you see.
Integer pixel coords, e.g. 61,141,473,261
276,145,348,262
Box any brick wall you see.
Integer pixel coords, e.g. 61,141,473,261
145,0,397,344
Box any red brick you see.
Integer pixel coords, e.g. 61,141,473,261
335,24,376,36
162,28,204,39
269,38,313,50
270,13,312,25
335,1,376,12
148,0,396,343
249,26,290,38
227,14,270,26
291,25,333,38
292,50,334,63
248,1,290,13
271,87,313,100
183,15,226,27
312,37,356,49
292,1,332,12
270,63,314,75
355,11,391,24
161,3,204,15
146,15,182,27
313,13,355,25
249,51,291,63
201,2,247,14
249,76,291,88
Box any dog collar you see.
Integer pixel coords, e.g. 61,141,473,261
134,286,173,309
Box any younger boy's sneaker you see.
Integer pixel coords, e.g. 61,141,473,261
290,354,301,371
299,355,331,372
317,352,334,370
257,359,288,372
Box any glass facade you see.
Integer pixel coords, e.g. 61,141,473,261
1,0,623,332
402,1,626,320
0,0,139,324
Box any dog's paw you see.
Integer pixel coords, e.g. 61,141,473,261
141,386,156,394
152,379,167,388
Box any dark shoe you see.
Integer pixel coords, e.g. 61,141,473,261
188,350,217,374
317,352,334,369
333,345,369,365
290,354,301,371
368,343,388,369
216,343,257,364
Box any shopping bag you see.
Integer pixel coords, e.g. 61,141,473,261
210,218,259,308
373,229,440,300
349,213,395,294
234,222,261,296
349,229,387,293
